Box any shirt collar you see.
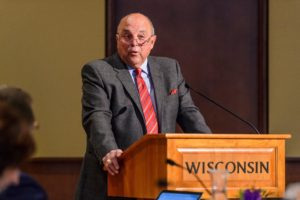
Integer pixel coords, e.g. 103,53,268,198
127,59,149,75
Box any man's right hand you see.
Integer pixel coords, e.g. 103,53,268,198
102,149,123,176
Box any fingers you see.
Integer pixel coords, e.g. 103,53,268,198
102,149,123,176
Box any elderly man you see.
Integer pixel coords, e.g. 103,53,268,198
76,13,211,200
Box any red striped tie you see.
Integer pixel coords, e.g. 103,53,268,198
135,69,158,134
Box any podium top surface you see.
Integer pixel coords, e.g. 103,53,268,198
122,133,291,158
162,133,291,139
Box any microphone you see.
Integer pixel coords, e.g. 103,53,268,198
166,158,212,196
185,83,260,134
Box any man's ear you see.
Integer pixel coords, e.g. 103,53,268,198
150,35,157,48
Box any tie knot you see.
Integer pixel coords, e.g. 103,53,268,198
135,68,142,77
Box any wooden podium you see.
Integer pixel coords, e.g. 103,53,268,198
108,134,291,199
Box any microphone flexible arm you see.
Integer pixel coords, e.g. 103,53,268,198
166,159,212,196
186,84,260,134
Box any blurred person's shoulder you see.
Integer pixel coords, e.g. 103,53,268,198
0,172,47,200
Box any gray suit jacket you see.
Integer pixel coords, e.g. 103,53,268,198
75,54,211,200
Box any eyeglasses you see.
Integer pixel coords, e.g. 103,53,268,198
117,33,154,47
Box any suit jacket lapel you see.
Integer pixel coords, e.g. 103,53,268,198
148,57,165,131
106,55,144,120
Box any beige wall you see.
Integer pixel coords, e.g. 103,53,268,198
0,0,105,157
269,0,300,156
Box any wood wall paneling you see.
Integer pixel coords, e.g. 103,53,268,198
22,158,82,200
286,157,300,185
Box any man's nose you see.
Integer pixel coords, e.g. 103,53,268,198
129,37,139,46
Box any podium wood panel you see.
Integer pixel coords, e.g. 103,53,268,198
108,134,290,199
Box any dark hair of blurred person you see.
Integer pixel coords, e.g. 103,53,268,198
0,86,36,192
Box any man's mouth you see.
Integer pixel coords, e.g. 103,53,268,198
128,51,139,56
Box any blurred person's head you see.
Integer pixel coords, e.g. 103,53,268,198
0,86,36,192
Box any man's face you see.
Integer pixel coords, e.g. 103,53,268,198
0,168,20,193
116,14,156,69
